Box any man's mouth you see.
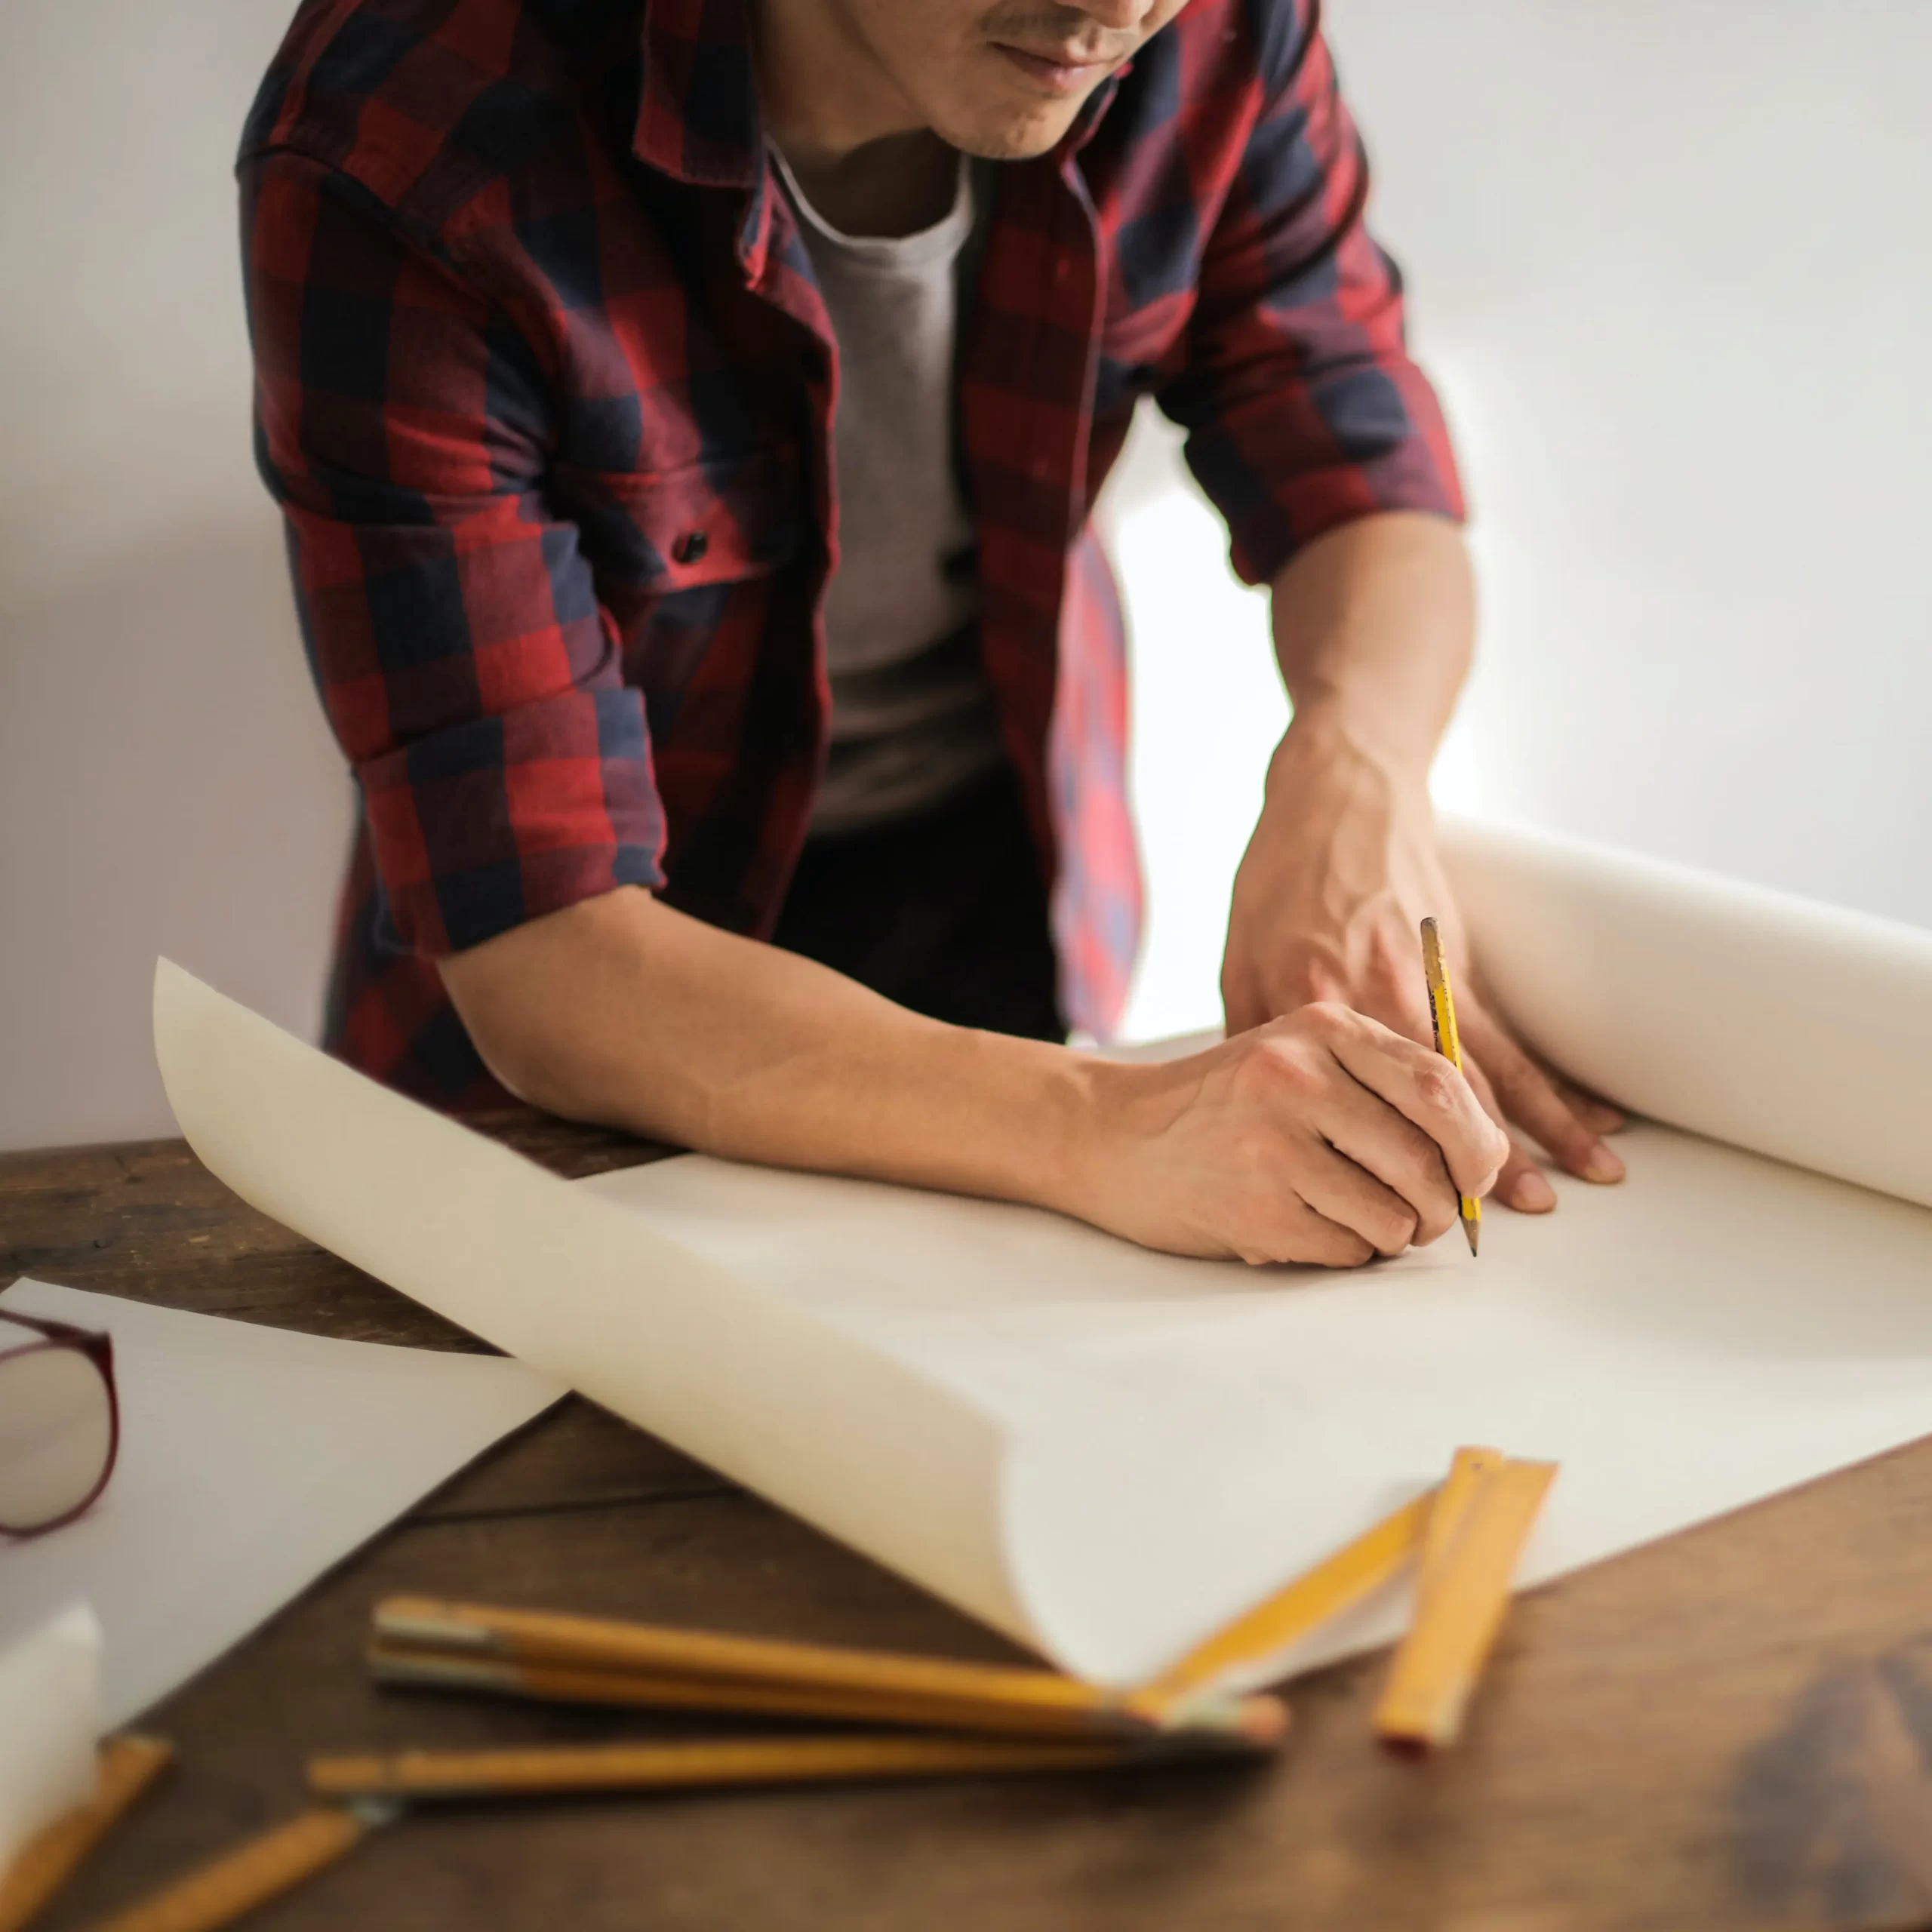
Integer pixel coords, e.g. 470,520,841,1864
990,42,1121,97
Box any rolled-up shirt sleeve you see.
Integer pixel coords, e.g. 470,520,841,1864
1156,2,1466,588
242,152,665,957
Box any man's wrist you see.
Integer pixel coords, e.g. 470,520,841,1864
1267,512,1473,783
1264,705,1433,815
936,1026,1113,1219
1021,1048,1198,1237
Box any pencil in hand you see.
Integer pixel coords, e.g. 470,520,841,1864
1420,918,1481,1257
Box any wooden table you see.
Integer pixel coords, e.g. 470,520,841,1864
6,1123,1932,1932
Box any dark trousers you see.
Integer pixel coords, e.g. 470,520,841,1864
771,769,1066,1043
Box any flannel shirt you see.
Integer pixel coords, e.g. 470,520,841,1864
241,0,1464,1106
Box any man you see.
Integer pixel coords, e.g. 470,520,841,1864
242,0,1623,1267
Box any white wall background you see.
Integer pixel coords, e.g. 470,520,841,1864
1113,0,1932,1041
3,0,1929,1146
0,1,352,1151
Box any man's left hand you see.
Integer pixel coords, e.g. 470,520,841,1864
1220,721,1624,1213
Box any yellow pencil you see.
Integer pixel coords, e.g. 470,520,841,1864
368,1596,1285,1745
1420,917,1481,1257
1374,1454,1558,1749
0,1735,174,1932
306,1733,1219,1804
81,1805,386,1932
1140,1487,1435,1712
364,1635,1290,1743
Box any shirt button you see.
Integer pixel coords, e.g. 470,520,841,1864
672,530,709,565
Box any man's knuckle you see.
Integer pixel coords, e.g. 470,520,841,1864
1414,1201,1454,1244
1300,1000,1355,1039
1247,1039,1324,1103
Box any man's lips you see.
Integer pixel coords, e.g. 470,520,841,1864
992,42,1120,97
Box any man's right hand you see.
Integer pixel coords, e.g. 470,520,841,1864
1066,1006,1509,1266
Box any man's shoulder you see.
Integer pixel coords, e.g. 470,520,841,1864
238,0,645,234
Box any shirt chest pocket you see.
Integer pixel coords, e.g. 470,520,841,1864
557,445,807,594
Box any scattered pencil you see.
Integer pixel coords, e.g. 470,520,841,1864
0,1735,172,1932
78,1803,392,1932
1375,1453,1557,1750
368,1596,1287,1747
307,1730,1259,1806
38,1453,1560,1932
1417,1445,1506,1600
1140,1487,1435,1715
358,1440,1552,1815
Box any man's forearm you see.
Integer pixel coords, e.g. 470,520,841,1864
438,885,1094,1208
435,877,1506,1265
1267,510,1475,780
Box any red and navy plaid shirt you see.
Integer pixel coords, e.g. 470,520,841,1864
241,0,1463,1106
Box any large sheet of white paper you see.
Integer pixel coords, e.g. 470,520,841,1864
0,1281,564,1726
149,817,1932,1689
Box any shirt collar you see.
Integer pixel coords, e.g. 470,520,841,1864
632,0,764,191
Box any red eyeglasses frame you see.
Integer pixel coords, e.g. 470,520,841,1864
0,1303,121,1537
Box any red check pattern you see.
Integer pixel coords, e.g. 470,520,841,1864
241,0,1463,1104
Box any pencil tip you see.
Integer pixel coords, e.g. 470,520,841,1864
1465,1221,1479,1258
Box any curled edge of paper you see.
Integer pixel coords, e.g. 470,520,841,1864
152,960,1340,1688
0,1602,101,1876
151,961,1037,1660
1441,814,1932,1212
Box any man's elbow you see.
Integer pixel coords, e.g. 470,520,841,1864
435,888,654,1123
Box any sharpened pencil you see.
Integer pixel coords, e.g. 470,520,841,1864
365,1636,1287,1744
1420,917,1482,1256
368,1597,1286,1746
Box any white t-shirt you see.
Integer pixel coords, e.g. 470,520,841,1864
772,149,1005,836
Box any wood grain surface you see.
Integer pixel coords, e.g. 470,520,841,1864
6,1121,1932,1932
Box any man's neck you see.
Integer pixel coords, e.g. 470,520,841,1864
782,133,959,239
755,0,958,238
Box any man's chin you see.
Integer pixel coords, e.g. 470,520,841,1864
933,96,1088,162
